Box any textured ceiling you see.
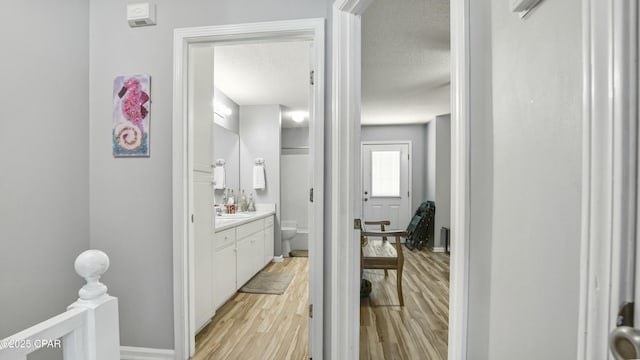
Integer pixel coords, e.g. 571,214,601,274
213,0,450,128
214,41,311,128
362,0,451,125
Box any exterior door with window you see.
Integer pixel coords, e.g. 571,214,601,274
361,142,410,231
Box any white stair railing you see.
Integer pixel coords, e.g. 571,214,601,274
0,250,120,360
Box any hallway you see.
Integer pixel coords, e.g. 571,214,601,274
360,248,449,359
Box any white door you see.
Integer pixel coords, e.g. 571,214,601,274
361,142,411,231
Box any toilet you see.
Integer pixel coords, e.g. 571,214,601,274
281,220,297,257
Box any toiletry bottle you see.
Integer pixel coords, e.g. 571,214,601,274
248,193,256,212
222,189,228,207
240,190,247,212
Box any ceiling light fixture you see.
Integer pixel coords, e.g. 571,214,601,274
291,111,307,123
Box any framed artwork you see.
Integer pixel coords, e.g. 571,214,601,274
112,74,151,157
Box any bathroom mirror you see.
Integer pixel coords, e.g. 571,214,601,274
213,122,240,204
212,86,240,205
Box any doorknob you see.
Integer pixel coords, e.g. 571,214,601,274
610,326,640,359
364,191,368,195
364,198,368,202
610,302,640,359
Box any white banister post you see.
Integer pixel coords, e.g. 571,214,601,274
65,250,120,360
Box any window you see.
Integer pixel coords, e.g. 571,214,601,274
371,150,400,197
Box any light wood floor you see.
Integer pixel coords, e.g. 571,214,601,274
360,247,450,360
192,248,449,360
193,257,308,360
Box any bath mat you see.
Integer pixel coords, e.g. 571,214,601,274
290,249,308,257
239,272,294,295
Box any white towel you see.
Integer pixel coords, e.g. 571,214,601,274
214,166,225,189
253,164,265,190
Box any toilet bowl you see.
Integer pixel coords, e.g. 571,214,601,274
281,221,297,257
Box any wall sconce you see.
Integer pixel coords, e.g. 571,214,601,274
212,98,232,118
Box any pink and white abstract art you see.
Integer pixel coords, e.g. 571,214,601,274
112,74,151,157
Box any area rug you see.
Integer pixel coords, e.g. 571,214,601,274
239,272,294,295
289,249,308,257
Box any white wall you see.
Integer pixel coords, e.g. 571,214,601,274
240,105,282,256
433,114,451,249
425,121,436,201
88,0,328,350
360,124,426,212
0,2,89,360
487,0,582,358
282,127,310,148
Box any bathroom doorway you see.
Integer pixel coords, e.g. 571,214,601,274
171,19,325,360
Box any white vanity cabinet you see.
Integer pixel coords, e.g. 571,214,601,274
208,214,275,316
236,230,263,286
264,216,274,265
212,228,236,310
236,218,266,287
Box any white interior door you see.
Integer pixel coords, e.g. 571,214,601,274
361,142,410,231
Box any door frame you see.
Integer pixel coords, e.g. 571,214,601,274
171,19,325,360
360,140,412,230
577,0,638,358
330,0,470,359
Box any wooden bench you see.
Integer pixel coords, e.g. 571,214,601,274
361,220,406,306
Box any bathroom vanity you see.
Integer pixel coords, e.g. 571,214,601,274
195,209,275,331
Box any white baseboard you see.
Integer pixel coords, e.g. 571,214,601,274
120,346,175,360
431,246,446,253
272,255,284,262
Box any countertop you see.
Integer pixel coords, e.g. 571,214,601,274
214,210,275,232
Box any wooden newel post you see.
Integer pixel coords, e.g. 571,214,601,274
65,250,120,360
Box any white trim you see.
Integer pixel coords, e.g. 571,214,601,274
330,4,363,359
431,247,447,253
120,346,175,360
448,0,470,359
331,1,470,359
577,0,638,358
172,18,325,360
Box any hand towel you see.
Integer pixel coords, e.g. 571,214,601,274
214,166,225,189
253,164,266,190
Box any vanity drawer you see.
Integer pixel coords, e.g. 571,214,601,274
237,218,265,239
264,215,274,227
214,228,236,249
